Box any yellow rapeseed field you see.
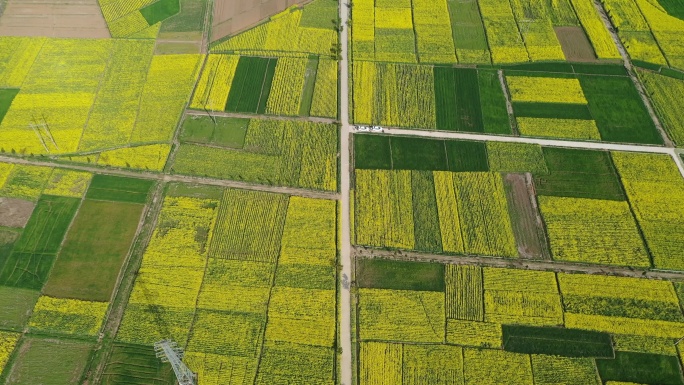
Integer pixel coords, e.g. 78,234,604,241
42,169,91,198
29,296,108,336
0,331,20,374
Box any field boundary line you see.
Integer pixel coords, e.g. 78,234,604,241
353,246,684,281
184,108,337,124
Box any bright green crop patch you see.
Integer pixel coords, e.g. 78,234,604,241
0,286,39,330
86,175,154,204
390,137,448,170
180,115,248,148
100,343,176,385
478,70,511,134
596,351,684,385
435,67,484,132
502,324,614,358
225,57,277,114
356,259,445,291
354,135,392,169
140,0,180,25
446,140,488,171
534,147,625,201
0,89,19,124
512,102,593,120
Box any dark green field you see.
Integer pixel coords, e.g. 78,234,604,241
356,259,445,291
140,0,180,25
411,171,442,252
43,200,143,302
100,343,176,385
180,115,249,148
579,75,663,144
390,136,448,170
478,70,511,134
596,352,684,385
299,57,319,116
446,140,489,171
0,195,80,289
225,56,277,114
86,175,154,204
354,135,392,169
434,67,483,132
502,325,614,358
0,88,19,124
533,147,625,200
513,102,593,120
447,0,488,51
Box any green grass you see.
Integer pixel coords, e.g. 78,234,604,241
180,115,248,148
571,63,628,76
579,75,663,144
434,67,484,132
447,0,488,51
4,337,93,385
356,259,445,291
596,351,684,385
512,102,593,119
354,135,392,169
0,196,80,290
411,171,442,252
225,57,277,114
158,0,207,33
100,343,176,385
42,200,143,302
299,0,338,29
502,325,614,358
390,137,448,170
655,0,684,20
0,88,19,124
140,0,180,25
534,147,625,200
478,70,511,134
86,175,154,204
0,286,39,330
299,56,319,116
446,140,489,171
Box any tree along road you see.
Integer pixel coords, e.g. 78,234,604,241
354,246,684,281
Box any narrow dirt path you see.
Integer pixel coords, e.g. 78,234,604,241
353,246,684,281
184,108,338,124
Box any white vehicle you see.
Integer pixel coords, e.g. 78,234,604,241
371,125,383,132
355,125,370,131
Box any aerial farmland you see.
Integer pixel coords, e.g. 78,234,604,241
0,0,684,383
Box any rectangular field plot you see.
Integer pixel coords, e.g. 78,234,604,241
2,336,93,385
42,199,144,302
114,185,338,383
85,174,154,204
225,56,277,114
0,195,80,289
100,343,176,385
173,118,338,191
354,264,684,384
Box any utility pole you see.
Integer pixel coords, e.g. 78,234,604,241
154,340,196,385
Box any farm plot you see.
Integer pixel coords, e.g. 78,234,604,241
115,185,338,384
173,117,338,191
0,37,201,171
638,69,684,146
191,54,337,118
1,336,93,385
601,0,684,70
354,261,684,384
211,0,338,57
353,169,517,257
506,71,662,143
98,0,208,39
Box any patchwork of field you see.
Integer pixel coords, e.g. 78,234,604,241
353,135,684,270
173,116,338,191
0,37,202,170
352,62,664,144
112,185,338,384
601,0,684,70
350,0,621,64
0,161,154,383
190,54,337,119
355,259,684,385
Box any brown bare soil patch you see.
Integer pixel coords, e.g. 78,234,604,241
0,198,35,228
0,0,110,38
504,173,550,260
555,26,598,62
211,0,306,42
